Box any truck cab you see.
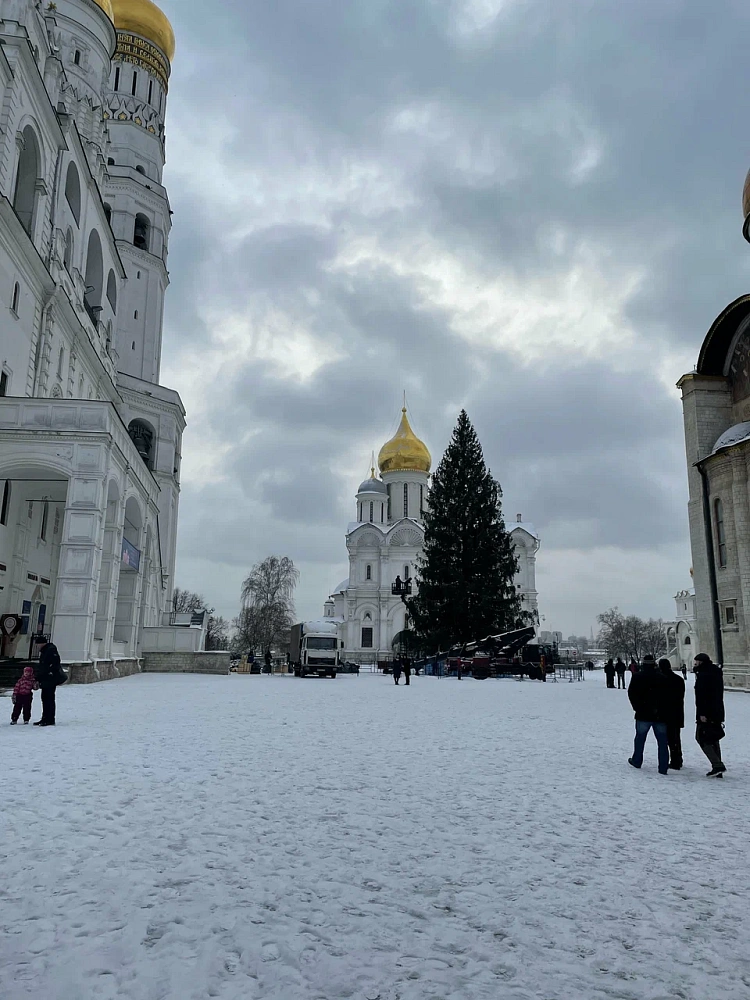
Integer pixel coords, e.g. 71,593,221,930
290,621,341,678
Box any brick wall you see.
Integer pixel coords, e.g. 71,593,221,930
68,659,142,684
141,651,231,675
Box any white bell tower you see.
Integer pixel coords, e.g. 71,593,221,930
101,0,175,384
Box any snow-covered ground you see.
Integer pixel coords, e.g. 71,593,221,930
2,672,750,1000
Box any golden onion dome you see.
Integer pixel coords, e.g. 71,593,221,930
378,408,431,475
112,0,175,61
92,0,115,19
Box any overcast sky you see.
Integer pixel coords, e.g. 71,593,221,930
156,0,750,636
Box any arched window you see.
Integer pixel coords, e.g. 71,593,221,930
64,228,74,270
386,484,391,520
369,501,374,522
104,203,112,224
13,126,41,237
403,483,409,518
381,502,384,522
65,161,81,224
684,636,691,645
40,500,49,542
131,70,138,96
11,282,20,314
1,480,10,526
57,346,65,379
106,269,117,311
107,157,115,166
366,565,372,581
134,213,150,251
135,165,145,175
358,503,362,521
78,374,84,397
84,230,104,319
715,498,727,568
420,484,424,515
128,419,155,470
148,79,154,105
404,565,410,581
113,67,120,92
74,50,81,66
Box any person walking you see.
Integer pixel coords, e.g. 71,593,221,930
659,658,685,770
10,665,38,725
627,653,669,774
681,662,688,681
34,639,63,727
392,659,402,685
693,652,726,777
615,658,627,689
604,659,616,688
402,657,411,686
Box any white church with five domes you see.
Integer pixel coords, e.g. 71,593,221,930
324,407,540,665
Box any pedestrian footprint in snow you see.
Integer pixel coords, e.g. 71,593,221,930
693,653,727,778
627,654,669,775
10,666,38,725
659,658,685,770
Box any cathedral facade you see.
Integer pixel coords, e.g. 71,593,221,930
324,409,540,664
0,0,184,665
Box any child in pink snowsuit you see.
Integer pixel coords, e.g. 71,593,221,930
11,666,38,725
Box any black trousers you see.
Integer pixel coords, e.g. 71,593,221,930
616,672,626,688
41,688,56,725
403,668,411,686
667,724,683,767
697,739,722,767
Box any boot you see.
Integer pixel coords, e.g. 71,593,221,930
706,764,726,777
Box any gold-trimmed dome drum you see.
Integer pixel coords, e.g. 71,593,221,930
112,0,175,61
92,0,115,19
378,409,431,474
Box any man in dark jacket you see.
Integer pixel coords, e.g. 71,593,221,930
34,639,61,727
604,659,616,688
659,658,685,769
693,652,726,777
627,653,669,774
615,658,627,689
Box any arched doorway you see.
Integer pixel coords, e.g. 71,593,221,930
13,126,41,236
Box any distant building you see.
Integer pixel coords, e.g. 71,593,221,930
664,588,697,672
325,407,540,664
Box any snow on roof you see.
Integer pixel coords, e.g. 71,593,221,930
712,421,750,454
333,578,349,594
511,521,539,539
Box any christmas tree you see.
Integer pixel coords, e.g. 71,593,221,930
409,410,526,651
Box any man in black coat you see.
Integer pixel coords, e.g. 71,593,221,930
34,639,62,726
615,658,627,689
659,658,685,769
627,653,669,774
693,652,726,777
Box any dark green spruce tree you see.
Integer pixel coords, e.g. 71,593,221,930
408,410,526,651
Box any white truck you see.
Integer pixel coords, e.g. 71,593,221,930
290,620,341,678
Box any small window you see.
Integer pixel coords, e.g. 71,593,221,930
0,481,10,525
361,627,373,649
134,214,150,251
420,484,424,514
369,501,374,522
134,310,138,319
726,606,736,625
381,502,384,522
107,157,115,166
57,347,65,379
136,165,145,175
106,270,117,311
132,70,138,96
404,565,410,581
104,203,112,224
715,498,727,568
74,50,81,66
403,483,409,518
114,67,120,91
131,341,136,350
65,162,82,225
684,636,691,645
137,271,141,279
387,484,391,520
358,503,362,521
40,500,49,542
11,282,20,314
148,79,154,105
366,565,372,581
0,371,7,396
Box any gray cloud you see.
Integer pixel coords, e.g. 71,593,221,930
157,0,747,630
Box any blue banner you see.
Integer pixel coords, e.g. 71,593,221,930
121,537,141,572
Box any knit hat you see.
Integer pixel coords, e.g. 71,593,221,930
23,666,34,677
642,654,656,664
693,652,712,667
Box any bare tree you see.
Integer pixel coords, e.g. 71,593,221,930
206,615,230,651
597,607,667,661
172,587,228,651
237,556,299,654
172,588,206,614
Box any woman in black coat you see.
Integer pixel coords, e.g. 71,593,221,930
658,659,685,769
604,659,616,689
693,652,726,777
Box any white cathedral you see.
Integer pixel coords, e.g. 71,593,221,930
324,408,540,664
0,0,186,666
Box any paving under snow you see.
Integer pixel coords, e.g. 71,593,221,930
2,672,750,1000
